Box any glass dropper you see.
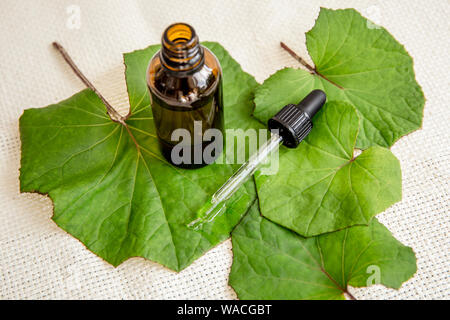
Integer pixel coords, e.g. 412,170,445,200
187,90,327,230
187,132,283,229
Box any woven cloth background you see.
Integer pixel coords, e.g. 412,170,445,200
0,0,448,299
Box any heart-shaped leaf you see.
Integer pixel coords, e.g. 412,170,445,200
254,8,424,149
229,203,417,300
19,42,260,271
255,101,401,236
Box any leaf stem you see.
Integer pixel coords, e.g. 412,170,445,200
280,41,344,90
52,42,143,153
345,290,357,300
320,266,357,300
280,41,316,73
52,42,126,124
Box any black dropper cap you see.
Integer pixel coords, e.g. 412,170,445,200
267,89,326,148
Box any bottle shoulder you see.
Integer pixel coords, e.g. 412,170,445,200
147,47,222,107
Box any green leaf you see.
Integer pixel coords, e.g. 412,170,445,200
19,42,261,271
229,203,417,300
254,8,424,149
255,101,401,236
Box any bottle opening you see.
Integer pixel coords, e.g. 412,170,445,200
160,22,203,72
165,23,194,45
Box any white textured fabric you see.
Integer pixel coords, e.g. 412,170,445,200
0,0,449,300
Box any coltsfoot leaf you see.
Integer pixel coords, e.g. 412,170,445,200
254,8,424,149
229,203,417,300
19,42,260,271
255,101,401,236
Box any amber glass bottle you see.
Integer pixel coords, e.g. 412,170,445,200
146,23,224,169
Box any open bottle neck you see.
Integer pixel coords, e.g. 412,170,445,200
160,23,204,73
